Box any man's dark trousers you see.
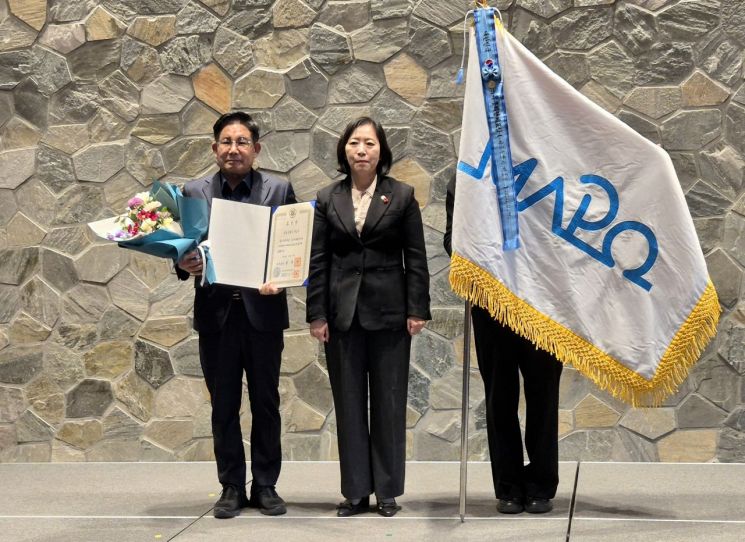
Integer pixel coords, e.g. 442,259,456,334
471,305,563,501
198,298,283,488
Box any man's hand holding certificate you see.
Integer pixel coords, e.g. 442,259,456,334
207,199,315,289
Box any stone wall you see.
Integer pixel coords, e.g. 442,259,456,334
0,0,743,463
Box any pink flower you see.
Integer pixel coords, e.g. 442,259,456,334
128,196,144,208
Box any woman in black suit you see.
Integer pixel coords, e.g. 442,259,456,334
306,117,431,517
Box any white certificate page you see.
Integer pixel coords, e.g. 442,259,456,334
208,198,270,288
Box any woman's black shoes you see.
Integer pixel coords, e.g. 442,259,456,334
376,499,401,517
496,497,524,514
337,496,370,517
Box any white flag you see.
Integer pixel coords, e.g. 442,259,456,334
450,16,720,405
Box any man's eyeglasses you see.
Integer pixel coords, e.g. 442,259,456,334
218,138,253,149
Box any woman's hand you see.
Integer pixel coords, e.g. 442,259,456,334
177,250,202,276
259,282,284,295
310,319,329,343
407,317,425,336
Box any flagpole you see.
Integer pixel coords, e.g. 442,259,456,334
458,300,472,522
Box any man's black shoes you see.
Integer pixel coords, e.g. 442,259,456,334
496,497,525,514
249,485,287,516
213,485,249,519
336,496,370,517
525,497,553,514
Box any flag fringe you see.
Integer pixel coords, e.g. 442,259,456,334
449,253,720,407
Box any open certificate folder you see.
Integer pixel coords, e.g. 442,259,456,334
208,199,315,289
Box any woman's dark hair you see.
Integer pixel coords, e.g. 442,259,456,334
336,117,392,176
212,111,260,142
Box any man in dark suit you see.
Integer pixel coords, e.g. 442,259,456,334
176,112,296,518
444,177,562,515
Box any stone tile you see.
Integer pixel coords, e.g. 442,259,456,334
144,419,193,451
274,97,317,132
176,1,219,34
0,285,19,323
0,148,35,190
126,15,176,46
139,316,190,348
682,71,730,107
83,341,132,380
7,0,45,31
57,419,104,449
612,2,656,56
234,68,286,109
39,24,84,59
0,116,41,151
181,101,218,136
292,362,333,415
257,131,310,173
26,374,65,425
192,63,230,114
115,370,155,422
134,339,174,389
73,141,128,183
411,329,455,379
281,332,317,374
74,244,129,284
102,407,142,441
664,109,723,152
283,398,325,432
62,283,110,324
619,407,676,440
160,35,211,76
317,105,370,134
309,23,352,75
170,337,201,377
6,213,46,247
9,313,52,344
676,393,729,428
120,36,162,86
581,80,622,113
0,17,37,53
128,252,173,289
126,139,167,184
622,86,681,120
406,122,454,173
86,6,126,42
389,157,431,207
154,376,207,418
42,342,83,392
351,17,408,63
699,143,744,201
289,160,333,202
0,385,25,423
86,438,140,461
657,428,718,461
408,17,451,69
211,26,254,77
287,58,328,110
162,135,214,177
384,53,427,106
98,306,140,341
272,0,316,28
20,278,59,329
0,346,44,385
686,182,732,218
141,75,194,115
574,394,622,428
65,379,114,420
15,409,53,443
253,28,309,70
559,428,621,461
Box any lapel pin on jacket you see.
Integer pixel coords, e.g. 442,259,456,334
381,195,389,204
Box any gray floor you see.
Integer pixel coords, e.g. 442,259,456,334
0,461,743,541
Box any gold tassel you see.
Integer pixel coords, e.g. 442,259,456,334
448,253,720,407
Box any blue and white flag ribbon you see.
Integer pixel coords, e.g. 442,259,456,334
450,10,720,405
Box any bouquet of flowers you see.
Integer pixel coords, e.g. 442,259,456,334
89,181,209,263
106,191,178,240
